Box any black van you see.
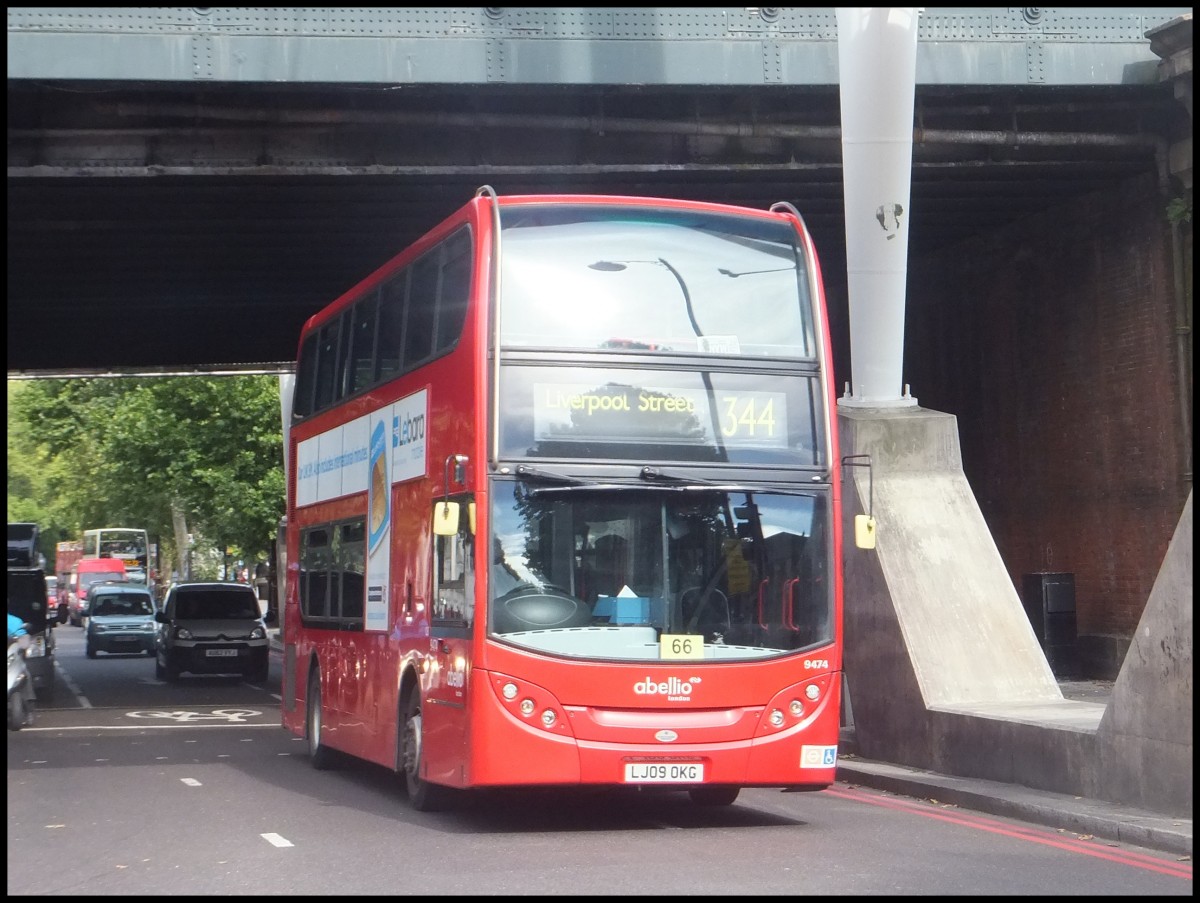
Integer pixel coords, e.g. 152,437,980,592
7,568,66,699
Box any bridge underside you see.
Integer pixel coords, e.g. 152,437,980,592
6,23,1184,374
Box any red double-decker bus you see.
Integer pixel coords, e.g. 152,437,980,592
280,187,868,810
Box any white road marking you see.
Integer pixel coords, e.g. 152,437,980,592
261,833,294,848
54,660,92,708
181,778,202,786
127,709,262,723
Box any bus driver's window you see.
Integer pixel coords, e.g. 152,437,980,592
434,496,475,627
587,533,628,602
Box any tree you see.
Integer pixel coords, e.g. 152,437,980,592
7,381,89,563
7,375,286,579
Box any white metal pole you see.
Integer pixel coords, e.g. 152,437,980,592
836,7,921,408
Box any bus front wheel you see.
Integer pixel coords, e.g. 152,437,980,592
306,671,336,770
401,691,452,812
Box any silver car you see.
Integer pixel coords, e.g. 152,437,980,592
85,584,157,657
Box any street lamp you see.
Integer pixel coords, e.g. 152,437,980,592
716,266,794,278
586,256,726,461
587,257,703,338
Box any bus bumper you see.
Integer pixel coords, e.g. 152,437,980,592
468,669,840,789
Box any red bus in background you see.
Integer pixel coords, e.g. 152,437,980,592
280,188,870,810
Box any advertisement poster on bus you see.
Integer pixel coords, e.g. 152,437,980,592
295,389,428,631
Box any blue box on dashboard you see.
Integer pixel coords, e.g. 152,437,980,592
594,595,664,625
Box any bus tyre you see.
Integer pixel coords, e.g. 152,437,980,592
689,786,741,806
401,691,452,812
306,672,336,770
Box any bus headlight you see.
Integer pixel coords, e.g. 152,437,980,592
769,709,785,727
489,672,575,737
805,684,820,701
790,699,805,717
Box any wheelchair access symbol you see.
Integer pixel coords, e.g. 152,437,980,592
800,744,839,769
126,709,262,723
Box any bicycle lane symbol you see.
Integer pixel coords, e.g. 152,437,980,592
126,709,263,724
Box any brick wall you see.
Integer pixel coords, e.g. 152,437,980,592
826,172,1190,678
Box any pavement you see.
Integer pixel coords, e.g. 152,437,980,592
837,680,1193,857
267,634,1190,857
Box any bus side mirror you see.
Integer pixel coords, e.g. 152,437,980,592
854,514,877,550
433,501,460,536
843,454,877,551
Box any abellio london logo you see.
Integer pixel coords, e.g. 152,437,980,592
633,676,700,701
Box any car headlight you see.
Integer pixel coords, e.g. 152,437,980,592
250,626,265,640
176,627,193,640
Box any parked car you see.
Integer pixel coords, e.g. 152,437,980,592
155,582,274,683
68,558,128,626
85,583,157,658
43,575,64,626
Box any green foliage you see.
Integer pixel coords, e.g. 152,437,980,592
7,382,78,563
1166,196,1192,225
7,376,286,574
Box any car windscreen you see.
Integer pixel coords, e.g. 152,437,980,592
81,572,126,590
92,594,154,616
174,590,261,620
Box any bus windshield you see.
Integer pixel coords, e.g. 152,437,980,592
489,481,831,662
499,205,815,358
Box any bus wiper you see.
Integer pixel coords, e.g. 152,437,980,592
640,466,716,485
515,464,585,485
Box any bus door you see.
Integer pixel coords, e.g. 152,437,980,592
426,493,475,785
